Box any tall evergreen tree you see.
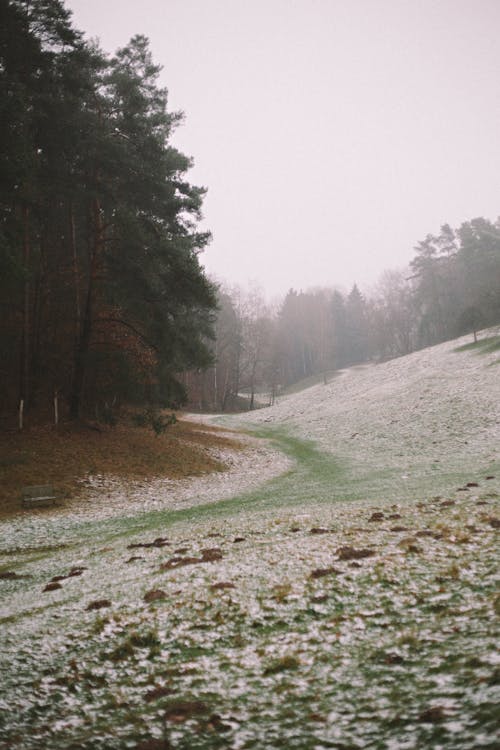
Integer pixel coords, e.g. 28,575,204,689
0,2,216,424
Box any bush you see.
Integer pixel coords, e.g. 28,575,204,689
132,408,177,435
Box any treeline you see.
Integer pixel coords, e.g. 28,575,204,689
0,0,216,425
187,217,500,411
2,4,499,426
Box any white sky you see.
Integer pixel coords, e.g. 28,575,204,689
65,0,500,298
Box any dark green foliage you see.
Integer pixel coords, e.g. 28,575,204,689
0,2,216,424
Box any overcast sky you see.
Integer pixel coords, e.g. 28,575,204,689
65,0,500,299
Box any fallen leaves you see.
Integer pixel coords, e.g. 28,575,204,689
309,566,341,579
160,548,223,571
0,570,30,580
0,419,238,519
200,548,224,561
210,582,236,591
143,685,173,703
160,556,201,571
128,538,170,549
49,566,86,583
86,599,112,611
143,589,167,603
397,537,422,554
135,739,170,750
337,546,376,560
43,582,62,592
418,706,450,723
263,654,301,675
164,699,209,723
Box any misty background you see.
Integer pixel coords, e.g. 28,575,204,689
65,0,500,298
2,0,499,424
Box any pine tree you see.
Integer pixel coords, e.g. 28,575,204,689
0,4,216,425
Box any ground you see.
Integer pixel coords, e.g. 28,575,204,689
0,420,246,520
0,331,499,749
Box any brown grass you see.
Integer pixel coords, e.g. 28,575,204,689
0,417,243,520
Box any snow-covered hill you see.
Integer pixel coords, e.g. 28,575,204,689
234,329,500,500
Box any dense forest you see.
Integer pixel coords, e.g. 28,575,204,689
0,0,216,426
188,218,500,411
1,0,499,425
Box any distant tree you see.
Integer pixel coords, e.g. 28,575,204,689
230,285,270,409
186,215,500,410
275,288,336,386
211,289,242,411
370,270,416,359
344,284,370,365
330,290,348,368
410,218,500,349
410,230,454,346
458,306,484,343
455,218,500,330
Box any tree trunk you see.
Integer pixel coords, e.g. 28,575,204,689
221,368,230,411
69,201,81,343
20,205,30,407
69,281,92,420
69,198,102,420
31,227,47,409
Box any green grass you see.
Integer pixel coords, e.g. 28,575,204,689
3,425,496,553
0,428,345,548
77,428,347,541
453,334,500,354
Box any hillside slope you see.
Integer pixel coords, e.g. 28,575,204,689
234,329,500,501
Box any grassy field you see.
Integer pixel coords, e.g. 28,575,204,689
0,334,499,749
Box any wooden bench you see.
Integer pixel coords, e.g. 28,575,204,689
21,485,57,509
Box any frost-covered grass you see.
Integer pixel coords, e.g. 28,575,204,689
0,332,499,749
233,329,500,503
